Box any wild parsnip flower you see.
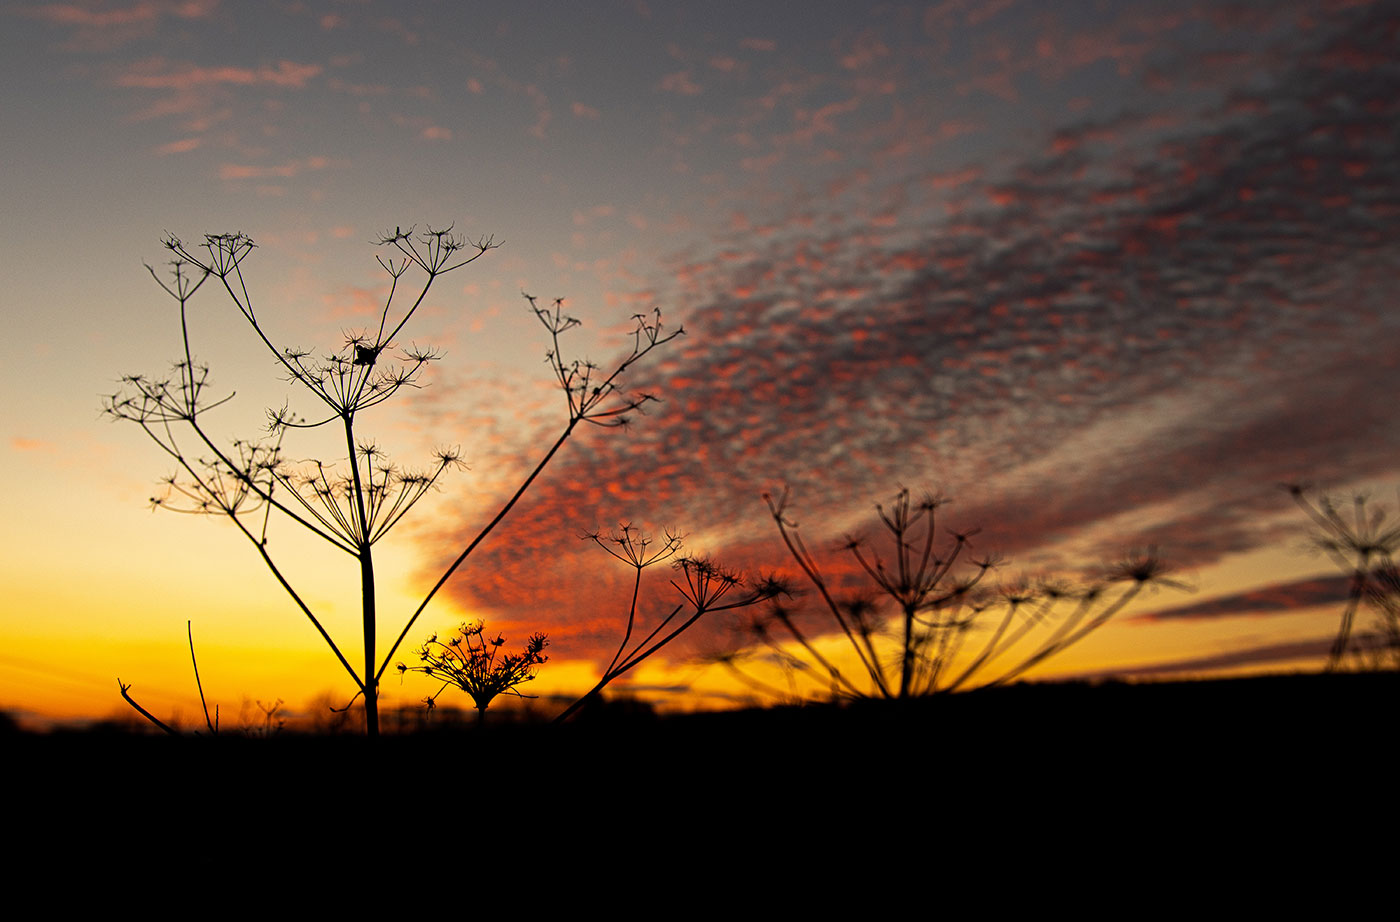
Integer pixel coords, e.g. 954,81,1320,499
399,621,549,723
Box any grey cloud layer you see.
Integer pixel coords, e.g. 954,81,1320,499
421,3,1398,671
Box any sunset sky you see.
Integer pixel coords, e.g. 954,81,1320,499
3,0,1397,729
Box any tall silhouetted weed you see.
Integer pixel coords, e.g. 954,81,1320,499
106,228,681,735
1289,484,1400,670
714,487,1186,702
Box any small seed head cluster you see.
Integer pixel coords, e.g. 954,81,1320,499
398,621,549,716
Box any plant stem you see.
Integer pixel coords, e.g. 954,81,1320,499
344,414,380,738
377,421,578,684
361,546,379,738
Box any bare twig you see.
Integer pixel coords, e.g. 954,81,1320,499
117,679,180,737
188,620,217,734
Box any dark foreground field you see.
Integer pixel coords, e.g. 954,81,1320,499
12,672,1392,791
13,673,1389,882
6,670,1394,877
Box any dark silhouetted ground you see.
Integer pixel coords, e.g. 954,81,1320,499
11,672,1391,854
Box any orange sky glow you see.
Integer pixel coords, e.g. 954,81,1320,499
2,0,1397,730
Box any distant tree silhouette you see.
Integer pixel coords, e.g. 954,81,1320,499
714,487,1183,702
105,228,681,736
1289,485,1400,670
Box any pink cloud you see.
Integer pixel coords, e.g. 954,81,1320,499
320,285,389,321
25,0,217,51
584,204,618,222
28,0,215,27
421,124,452,140
118,58,322,90
220,163,295,179
839,32,890,71
376,15,419,45
154,136,201,154
525,84,552,138
218,155,330,180
658,71,702,96
923,0,1019,31
795,97,861,141
965,0,1018,26
437,4,1400,671
30,1,159,26
571,101,600,119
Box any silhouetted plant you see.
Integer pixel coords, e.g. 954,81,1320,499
1288,485,1400,670
397,621,548,725
243,698,286,738
117,619,219,737
116,679,180,736
552,525,786,722
117,622,304,737
715,487,1182,702
105,227,681,736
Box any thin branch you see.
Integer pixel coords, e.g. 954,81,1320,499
117,680,180,737
187,620,217,735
